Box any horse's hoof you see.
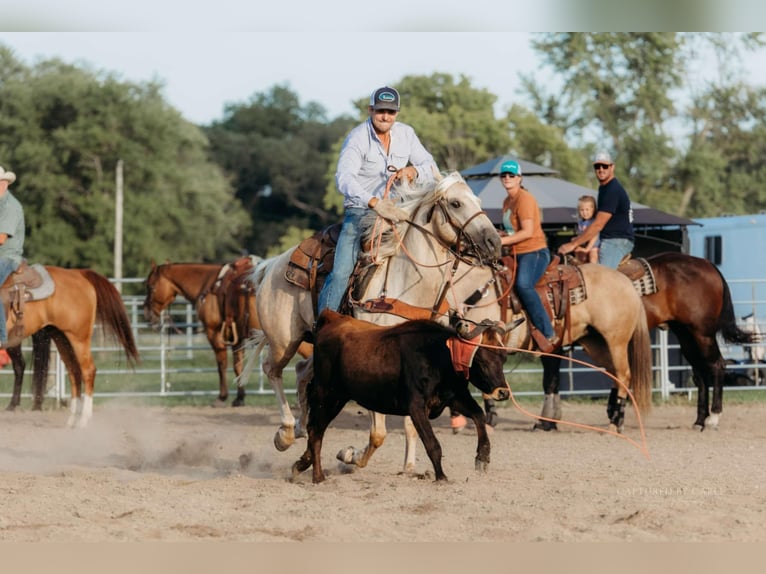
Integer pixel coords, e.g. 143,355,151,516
274,429,294,452
210,398,228,408
231,398,245,407
532,420,557,432
336,447,356,465
475,458,489,472
704,414,720,430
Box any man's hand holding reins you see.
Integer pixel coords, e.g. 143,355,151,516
369,197,409,222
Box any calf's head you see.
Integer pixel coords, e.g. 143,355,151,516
468,326,510,401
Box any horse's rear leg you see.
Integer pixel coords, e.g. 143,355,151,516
5,345,25,411
262,352,298,451
211,344,230,407
337,411,387,469
534,356,562,431
231,345,246,407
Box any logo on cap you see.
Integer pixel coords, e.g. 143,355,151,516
378,91,396,102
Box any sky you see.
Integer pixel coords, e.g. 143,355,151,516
3,30,766,130
0,32,550,125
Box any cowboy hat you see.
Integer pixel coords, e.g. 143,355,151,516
0,166,16,184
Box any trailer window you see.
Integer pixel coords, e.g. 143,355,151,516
704,235,722,265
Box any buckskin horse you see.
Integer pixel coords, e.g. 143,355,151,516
291,310,511,483
3,264,140,427
534,252,758,431
244,171,503,454
142,257,312,407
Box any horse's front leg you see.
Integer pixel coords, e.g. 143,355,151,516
337,410,387,468
402,416,418,473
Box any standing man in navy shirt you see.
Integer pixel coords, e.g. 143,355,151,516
558,151,634,268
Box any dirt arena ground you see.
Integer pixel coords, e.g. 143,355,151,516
1,397,764,543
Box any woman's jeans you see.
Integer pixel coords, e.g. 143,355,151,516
598,238,634,269
515,248,553,338
318,208,366,314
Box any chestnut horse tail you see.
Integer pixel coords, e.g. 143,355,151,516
715,266,758,345
628,306,653,416
80,270,141,366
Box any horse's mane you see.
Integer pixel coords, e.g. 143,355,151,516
360,171,467,260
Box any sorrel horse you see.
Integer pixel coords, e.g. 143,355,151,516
536,252,758,431
245,172,503,454
142,260,312,407
4,266,140,427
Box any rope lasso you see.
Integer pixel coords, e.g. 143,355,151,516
461,337,651,460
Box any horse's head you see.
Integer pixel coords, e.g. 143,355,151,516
424,172,501,262
142,261,177,326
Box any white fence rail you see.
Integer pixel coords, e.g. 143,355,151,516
1,278,765,405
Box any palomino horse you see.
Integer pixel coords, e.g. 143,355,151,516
246,171,503,453
142,260,313,407
4,266,140,427
536,252,758,431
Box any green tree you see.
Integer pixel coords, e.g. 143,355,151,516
0,45,250,282
204,84,355,256
524,32,764,215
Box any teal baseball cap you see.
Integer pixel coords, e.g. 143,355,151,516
499,160,522,176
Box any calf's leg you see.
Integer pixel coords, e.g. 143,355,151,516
408,399,446,481
452,388,492,472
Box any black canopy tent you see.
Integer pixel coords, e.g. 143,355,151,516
461,155,698,255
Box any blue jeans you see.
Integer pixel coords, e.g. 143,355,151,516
516,248,553,338
318,208,366,314
598,238,634,269
0,258,19,345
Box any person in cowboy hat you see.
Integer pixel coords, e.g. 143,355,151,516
0,165,25,349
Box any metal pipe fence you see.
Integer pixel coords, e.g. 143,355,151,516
1,278,765,404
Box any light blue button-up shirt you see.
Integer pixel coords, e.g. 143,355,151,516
335,119,437,209
0,191,25,266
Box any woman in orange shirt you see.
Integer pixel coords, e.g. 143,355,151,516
498,160,558,353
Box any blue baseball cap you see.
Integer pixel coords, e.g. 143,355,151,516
499,160,522,176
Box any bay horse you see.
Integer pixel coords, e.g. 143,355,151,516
4,266,140,427
142,260,313,407
536,252,758,431
246,171,503,454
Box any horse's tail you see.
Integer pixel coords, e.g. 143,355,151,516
628,304,653,416
715,266,759,345
235,330,269,389
249,254,278,292
80,270,141,367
